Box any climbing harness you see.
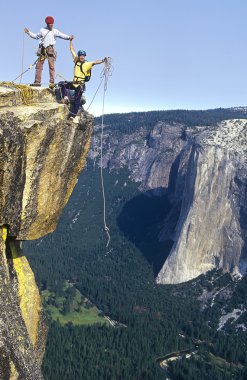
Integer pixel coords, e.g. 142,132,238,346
99,57,112,248
36,28,52,58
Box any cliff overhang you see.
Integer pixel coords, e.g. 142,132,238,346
0,83,93,240
0,83,93,379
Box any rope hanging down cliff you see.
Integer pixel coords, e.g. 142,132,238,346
100,57,112,248
12,31,113,248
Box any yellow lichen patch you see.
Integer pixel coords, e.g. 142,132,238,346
23,121,71,238
0,228,10,279
0,82,35,106
64,133,92,204
10,241,41,347
21,121,48,221
11,84,34,106
0,82,56,107
9,362,18,380
58,104,65,118
2,226,7,242
22,118,92,240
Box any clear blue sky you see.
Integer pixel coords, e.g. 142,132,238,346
1,0,247,115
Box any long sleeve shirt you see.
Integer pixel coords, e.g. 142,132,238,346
27,27,70,48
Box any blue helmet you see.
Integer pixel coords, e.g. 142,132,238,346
77,50,86,57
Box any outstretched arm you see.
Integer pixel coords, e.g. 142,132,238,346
70,40,77,60
92,57,107,66
24,28,42,40
55,30,74,41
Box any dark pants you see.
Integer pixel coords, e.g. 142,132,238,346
59,82,84,118
69,86,84,117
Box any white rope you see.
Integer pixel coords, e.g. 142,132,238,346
52,60,113,249
19,32,25,84
100,57,112,247
86,76,104,111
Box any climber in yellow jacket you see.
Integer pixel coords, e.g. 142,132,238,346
67,41,107,120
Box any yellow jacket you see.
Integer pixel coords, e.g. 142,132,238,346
73,59,93,83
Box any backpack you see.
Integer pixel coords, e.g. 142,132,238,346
75,61,91,82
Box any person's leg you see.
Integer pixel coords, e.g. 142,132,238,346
47,47,55,85
60,83,66,97
34,58,45,84
69,87,83,117
55,82,67,103
48,57,55,85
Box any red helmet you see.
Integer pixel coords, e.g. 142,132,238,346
45,16,54,24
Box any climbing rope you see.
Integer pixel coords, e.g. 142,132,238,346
87,59,114,111
100,57,112,248
56,60,113,248
11,57,40,84
56,73,68,82
19,32,25,84
86,77,104,111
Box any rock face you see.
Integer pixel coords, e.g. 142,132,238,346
0,83,93,379
157,119,247,284
90,122,186,193
91,117,247,284
0,231,46,380
0,84,93,240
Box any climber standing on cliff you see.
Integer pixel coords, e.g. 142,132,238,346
24,16,74,89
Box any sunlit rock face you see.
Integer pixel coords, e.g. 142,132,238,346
157,119,247,284
0,85,93,240
91,117,247,284
0,232,45,380
90,122,187,194
0,84,93,379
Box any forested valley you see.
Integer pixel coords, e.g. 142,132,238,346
24,109,247,380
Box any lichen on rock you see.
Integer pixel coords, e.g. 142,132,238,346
0,84,93,240
0,83,93,379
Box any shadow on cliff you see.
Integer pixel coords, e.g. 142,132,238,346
234,176,247,274
239,201,247,274
117,189,174,276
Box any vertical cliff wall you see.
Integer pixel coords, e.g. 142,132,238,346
89,122,186,193
90,116,247,284
157,119,247,284
0,84,93,379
